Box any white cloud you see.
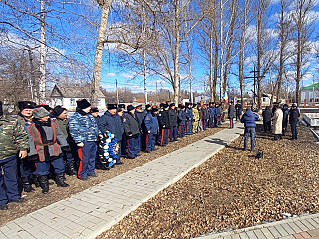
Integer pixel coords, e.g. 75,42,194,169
107,72,116,77
121,73,135,79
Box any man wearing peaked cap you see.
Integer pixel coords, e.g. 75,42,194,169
135,105,146,152
157,103,170,146
185,103,193,135
16,101,38,193
178,104,186,137
169,103,178,142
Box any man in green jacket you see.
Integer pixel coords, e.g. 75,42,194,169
0,101,29,210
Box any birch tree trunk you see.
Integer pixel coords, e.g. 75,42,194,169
39,0,47,104
91,0,113,106
173,0,181,105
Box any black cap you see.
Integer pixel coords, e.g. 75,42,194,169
53,105,67,117
18,101,36,111
145,104,151,109
127,105,135,112
151,106,158,112
170,103,175,107
163,103,169,108
91,107,99,113
292,103,297,107
118,104,125,109
76,99,91,109
107,103,118,110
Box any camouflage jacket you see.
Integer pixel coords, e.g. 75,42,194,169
0,115,29,160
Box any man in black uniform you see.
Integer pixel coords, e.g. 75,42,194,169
169,103,178,142
123,105,141,158
158,103,170,146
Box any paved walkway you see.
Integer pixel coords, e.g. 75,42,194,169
0,124,243,239
197,213,319,239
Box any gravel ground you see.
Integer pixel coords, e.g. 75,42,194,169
98,124,319,239
0,126,224,226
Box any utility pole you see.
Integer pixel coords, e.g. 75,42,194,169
179,75,181,104
204,81,207,103
244,67,264,107
116,79,119,104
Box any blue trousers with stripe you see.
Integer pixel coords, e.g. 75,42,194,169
78,141,98,179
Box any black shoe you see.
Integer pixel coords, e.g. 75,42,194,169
145,150,151,153
56,173,70,187
127,155,136,159
88,173,98,177
21,177,35,193
136,153,142,156
38,175,49,194
66,164,77,176
115,162,124,165
11,198,27,203
80,176,90,181
0,204,8,210
29,174,40,188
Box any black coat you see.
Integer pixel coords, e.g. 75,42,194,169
262,108,272,122
158,110,170,129
135,111,146,128
169,108,178,127
123,113,141,136
98,111,124,140
289,108,300,125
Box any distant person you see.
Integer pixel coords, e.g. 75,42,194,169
90,107,100,124
281,104,289,136
240,107,259,151
289,104,300,140
178,105,186,137
235,100,242,121
262,106,272,132
0,101,28,210
228,101,235,128
272,104,283,140
144,106,159,153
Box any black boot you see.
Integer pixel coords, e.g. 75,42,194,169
29,174,40,188
38,175,49,194
21,177,35,192
56,173,69,187
66,163,77,176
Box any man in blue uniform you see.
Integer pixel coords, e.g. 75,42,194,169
178,105,186,137
158,103,170,145
144,106,159,153
208,102,215,128
169,103,178,141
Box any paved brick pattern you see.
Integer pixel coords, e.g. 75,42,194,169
0,124,243,239
197,214,319,239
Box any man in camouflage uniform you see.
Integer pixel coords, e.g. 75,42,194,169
16,101,38,192
0,101,29,210
192,103,199,134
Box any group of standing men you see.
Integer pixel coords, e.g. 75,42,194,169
0,98,230,210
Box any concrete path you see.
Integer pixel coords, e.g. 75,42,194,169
197,213,319,239
0,124,243,239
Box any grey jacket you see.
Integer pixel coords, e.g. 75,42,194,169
228,105,235,119
123,113,141,137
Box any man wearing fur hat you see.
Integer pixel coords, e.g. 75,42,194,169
0,101,29,210
98,103,124,164
123,105,141,159
69,99,101,180
158,103,170,146
16,101,38,192
144,106,159,152
27,107,70,193
185,103,193,135
169,103,178,142
53,106,77,176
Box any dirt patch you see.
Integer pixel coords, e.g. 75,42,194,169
98,124,319,239
0,126,225,225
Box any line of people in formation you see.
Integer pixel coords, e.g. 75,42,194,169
0,99,233,210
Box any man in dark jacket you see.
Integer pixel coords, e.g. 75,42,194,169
28,107,70,193
0,101,28,210
240,107,259,151
169,103,178,141
98,104,124,164
144,106,159,152
281,104,289,136
178,105,186,137
228,101,235,128
158,103,170,145
69,99,101,181
235,100,242,121
289,104,300,140
214,102,219,127
123,105,141,158
16,101,37,192
208,102,215,128
185,103,193,135
262,106,272,132
202,104,208,130
53,106,77,176
135,105,146,152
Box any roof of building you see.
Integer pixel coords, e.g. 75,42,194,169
301,83,319,90
50,84,105,98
